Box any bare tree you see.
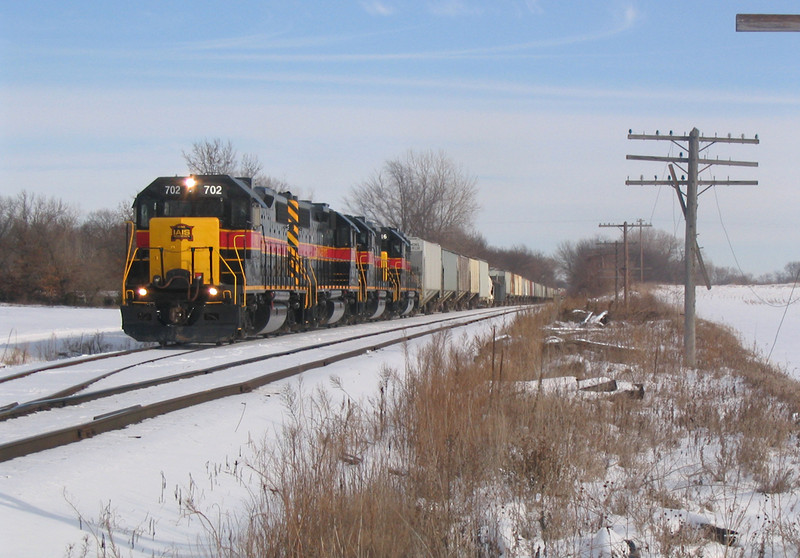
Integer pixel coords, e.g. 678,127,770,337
182,139,292,192
183,138,238,174
556,237,616,297
239,152,266,184
79,205,132,302
781,261,800,283
0,192,81,303
347,149,480,242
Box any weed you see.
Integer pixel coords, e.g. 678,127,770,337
187,294,800,557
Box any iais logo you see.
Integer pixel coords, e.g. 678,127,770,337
171,223,194,241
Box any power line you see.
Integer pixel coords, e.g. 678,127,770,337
768,266,800,362
627,127,759,367
713,186,800,308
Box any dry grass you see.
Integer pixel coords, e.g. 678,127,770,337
1,344,29,366
2,331,118,367
190,294,800,557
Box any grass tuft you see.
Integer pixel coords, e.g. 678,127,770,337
187,295,800,556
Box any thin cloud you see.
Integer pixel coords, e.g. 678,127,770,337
360,1,395,16
13,4,639,66
427,0,483,17
183,3,639,61
133,68,800,109
521,0,544,15
167,18,640,64
620,3,639,28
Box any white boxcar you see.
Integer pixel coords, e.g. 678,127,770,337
478,260,492,305
468,258,481,299
509,272,521,299
441,249,459,304
457,255,471,304
410,237,442,310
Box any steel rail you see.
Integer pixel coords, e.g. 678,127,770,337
0,346,210,418
0,308,510,421
0,346,154,384
0,307,526,462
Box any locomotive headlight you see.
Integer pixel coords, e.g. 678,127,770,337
137,287,148,297
185,176,196,190
208,287,219,297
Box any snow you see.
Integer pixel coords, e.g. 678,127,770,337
587,526,631,558
1,284,799,556
0,305,516,557
658,283,800,379
0,303,140,367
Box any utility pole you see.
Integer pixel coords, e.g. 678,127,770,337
599,221,649,307
595,240,621,304
636,218,651,282
627,128,758,367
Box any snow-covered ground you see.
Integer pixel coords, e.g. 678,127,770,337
0,285,798,557
658,283,800,379
0,305,517,557
0,304,141,366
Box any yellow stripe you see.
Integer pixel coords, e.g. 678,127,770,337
245,285,353,291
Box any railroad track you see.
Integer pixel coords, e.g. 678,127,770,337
0,346,208,412
0,307,527,463
0,345,156,385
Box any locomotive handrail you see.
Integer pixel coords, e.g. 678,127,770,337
122,221,138,302
288,252,314,309
304,257,318,309
387,265,400,301
122,248,139,302
217,256,241,306
356,254,368,303
232,234,247,305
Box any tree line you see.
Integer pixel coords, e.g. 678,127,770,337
1,139,790,305
0,192,131,305
554,231,797,297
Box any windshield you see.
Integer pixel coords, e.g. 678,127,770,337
137,197,225,228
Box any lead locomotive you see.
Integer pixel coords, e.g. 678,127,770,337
121,175,417,343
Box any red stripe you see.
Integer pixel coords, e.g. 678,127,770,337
357,251,377,265
136,229,356,262
388,257,411,271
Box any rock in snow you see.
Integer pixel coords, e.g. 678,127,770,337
586,526,639,557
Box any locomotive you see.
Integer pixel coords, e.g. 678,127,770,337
121,174,555,344
121,175,417,343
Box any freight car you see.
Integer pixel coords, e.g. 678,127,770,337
489,268,557,305
410,239,494,312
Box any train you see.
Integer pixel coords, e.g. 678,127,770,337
121,174,555,344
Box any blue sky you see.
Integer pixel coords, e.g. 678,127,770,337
2,1,799,275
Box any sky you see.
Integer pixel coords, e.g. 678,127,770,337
1,1,799,276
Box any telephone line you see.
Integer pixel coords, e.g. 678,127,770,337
627,127,758,367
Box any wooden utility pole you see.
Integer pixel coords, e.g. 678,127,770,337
599,220,651,308
595,240,621,304
636,218,651,282
627,128,758,367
